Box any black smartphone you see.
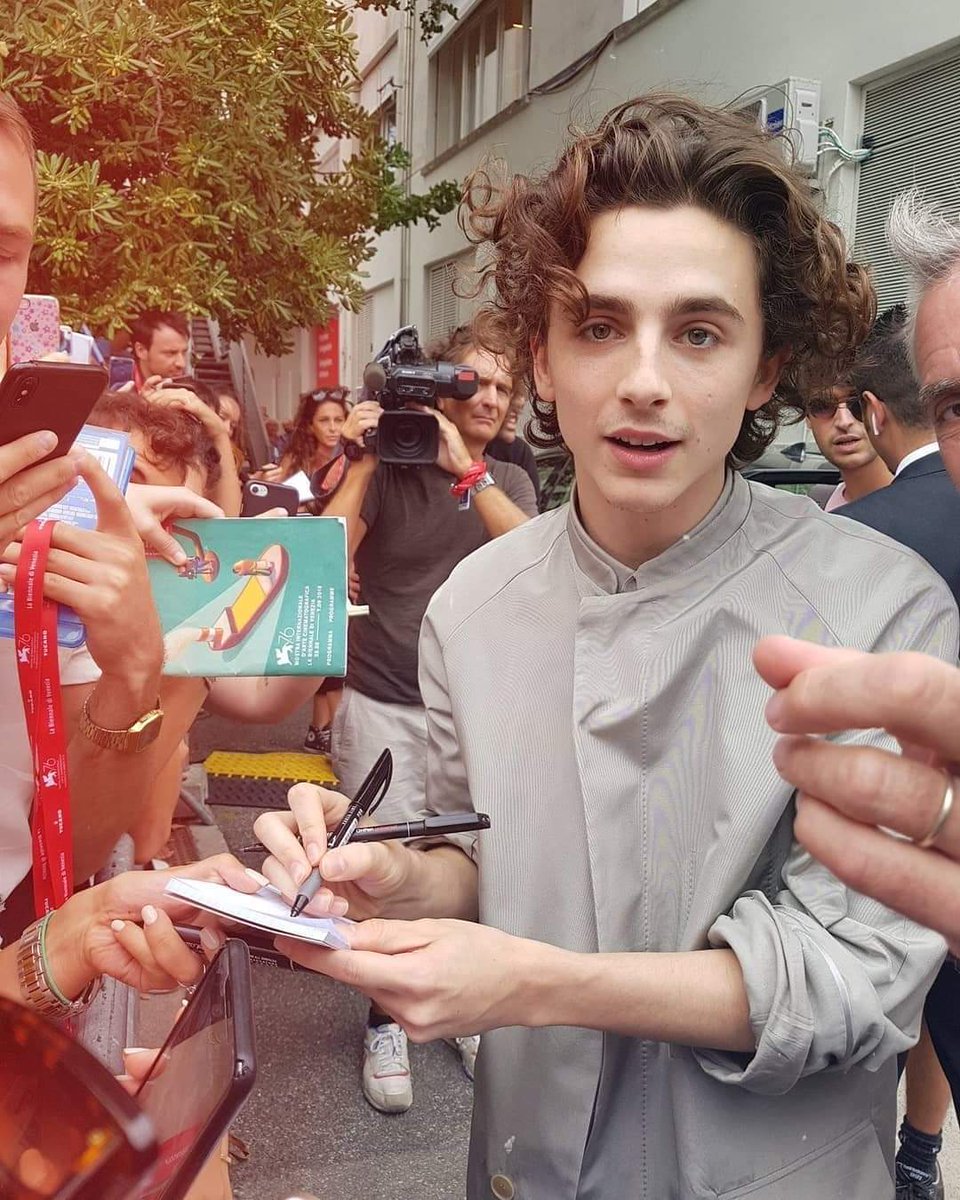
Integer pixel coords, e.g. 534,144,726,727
107,355,136,390
0,360,108,464
134,940,256,1200
241,478,299,517
0,995,158,1200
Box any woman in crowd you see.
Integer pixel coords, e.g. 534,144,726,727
255,388,351,513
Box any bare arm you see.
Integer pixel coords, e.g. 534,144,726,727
322,453,375,559
205,674,328,723
471,482,532,538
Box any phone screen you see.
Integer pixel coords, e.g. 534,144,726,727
135,941,255,1200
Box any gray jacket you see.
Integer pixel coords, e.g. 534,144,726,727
420,474,956,1199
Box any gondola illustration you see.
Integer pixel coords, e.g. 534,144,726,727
164,527,290,658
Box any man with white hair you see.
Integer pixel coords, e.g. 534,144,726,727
756,191,960,1136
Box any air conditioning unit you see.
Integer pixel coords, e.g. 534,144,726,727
737,78,822,175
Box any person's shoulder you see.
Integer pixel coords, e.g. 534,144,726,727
424,506,568,640
744,480,956,635
486,455,529,486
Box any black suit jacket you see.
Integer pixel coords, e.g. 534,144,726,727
837,449,960,608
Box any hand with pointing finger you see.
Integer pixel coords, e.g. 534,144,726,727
754,635,960,953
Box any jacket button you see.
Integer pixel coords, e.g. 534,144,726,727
490,1175,515,1200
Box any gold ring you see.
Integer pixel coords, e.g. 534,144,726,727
915,772,955,850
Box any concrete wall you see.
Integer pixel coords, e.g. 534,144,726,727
259,0,960,410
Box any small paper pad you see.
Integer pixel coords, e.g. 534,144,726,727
165,877,353,950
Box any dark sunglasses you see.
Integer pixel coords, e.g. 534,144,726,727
310,388,346,404
0,996,157,1199
807,395,864,423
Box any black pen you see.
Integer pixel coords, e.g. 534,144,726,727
239,812,491,856
290,748,393,918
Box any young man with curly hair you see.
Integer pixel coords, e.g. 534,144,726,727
255,96,957,1198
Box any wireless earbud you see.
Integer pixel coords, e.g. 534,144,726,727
871,414,880,437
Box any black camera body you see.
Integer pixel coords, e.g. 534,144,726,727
363,325,478,466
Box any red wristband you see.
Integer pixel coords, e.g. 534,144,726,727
450,461,488,497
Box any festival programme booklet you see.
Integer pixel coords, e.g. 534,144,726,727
147,516,349,677
0,424,135,648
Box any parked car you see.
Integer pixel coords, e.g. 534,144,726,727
536,441,839,514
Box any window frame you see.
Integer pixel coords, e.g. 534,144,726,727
432,0,530,157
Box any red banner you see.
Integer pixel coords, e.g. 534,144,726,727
314,315,340,389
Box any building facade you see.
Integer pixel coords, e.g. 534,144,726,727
252,0,960,423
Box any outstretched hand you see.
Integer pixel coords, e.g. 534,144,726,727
755,635,960,950
276,917,542,1041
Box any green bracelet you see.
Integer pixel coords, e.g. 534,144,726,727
37,911,74,1006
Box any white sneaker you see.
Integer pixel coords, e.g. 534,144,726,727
362,1023,413,1113
445,1034,480,1081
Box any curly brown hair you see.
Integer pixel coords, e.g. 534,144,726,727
461,93,876,466
89,390,222,491
282,389,350,476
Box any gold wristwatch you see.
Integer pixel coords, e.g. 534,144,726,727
79,693,164,753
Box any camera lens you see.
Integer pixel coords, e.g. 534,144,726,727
393,417,422,451
251,483,266,497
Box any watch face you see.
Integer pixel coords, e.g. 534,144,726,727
131,711,163,752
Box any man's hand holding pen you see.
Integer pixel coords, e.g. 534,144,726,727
252,749,484,924
254,781,407,922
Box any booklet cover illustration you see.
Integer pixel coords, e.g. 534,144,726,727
148,517,348,677
0,424,135,648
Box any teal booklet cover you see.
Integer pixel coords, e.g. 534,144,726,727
148,517,348,677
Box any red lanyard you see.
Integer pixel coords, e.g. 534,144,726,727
14,518,73,917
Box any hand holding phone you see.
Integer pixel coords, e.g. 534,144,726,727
0,430,83,548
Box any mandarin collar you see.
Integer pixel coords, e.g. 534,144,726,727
566,471,751,596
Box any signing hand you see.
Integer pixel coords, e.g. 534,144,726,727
754,635,960,951
276,917,542,1042
253,783,416,921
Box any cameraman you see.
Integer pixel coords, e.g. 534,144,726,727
325,322,537,1112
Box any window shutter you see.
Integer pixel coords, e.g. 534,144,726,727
357,293,373,363
855,53,960,310
427,260,462,341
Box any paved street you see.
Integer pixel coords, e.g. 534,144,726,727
191,706,473,1200
191,704,959,1200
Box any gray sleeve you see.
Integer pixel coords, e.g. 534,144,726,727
492,461,538,518
416,602,479,861
695,576,957,1094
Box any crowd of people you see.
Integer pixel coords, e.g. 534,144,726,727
4,82,960,1200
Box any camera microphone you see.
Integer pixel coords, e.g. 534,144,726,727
363,361,387,394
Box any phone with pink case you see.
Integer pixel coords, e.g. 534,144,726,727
8,294,61,363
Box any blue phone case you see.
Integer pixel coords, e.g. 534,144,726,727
0,425,135,647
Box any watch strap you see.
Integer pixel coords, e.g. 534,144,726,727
79,693,164,754
17,914,100,1021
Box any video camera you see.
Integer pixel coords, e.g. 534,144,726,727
362,325,478,466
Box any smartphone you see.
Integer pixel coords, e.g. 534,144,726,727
0,361,108,464
8,294,61,364
108,355,136,390
241,478,299,517
135,940,256,1200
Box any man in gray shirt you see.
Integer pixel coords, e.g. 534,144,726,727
257,95,955,1198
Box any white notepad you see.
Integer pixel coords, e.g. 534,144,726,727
165,877,353,950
